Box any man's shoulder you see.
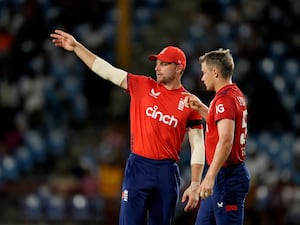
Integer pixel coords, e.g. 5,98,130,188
129,73,155,81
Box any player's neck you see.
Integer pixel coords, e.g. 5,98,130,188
215,80,232,92
163,80,182,90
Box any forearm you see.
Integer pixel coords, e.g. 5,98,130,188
189,128,205,165
188,128,205,183
73,42,127,87
205,119,235,180
73,42,97,69
190,163,204,183
205,140,231,180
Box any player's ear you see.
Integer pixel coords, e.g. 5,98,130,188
212,67,219,77
176,64,184,73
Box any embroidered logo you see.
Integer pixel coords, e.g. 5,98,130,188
177,98,185,111
149,88,161,98
217,202,224,208
122,189,128,202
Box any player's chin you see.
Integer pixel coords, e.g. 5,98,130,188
204,84,211,91
156,77,165,84
156,75,162,81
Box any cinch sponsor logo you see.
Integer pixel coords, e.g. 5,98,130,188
146,105,178,128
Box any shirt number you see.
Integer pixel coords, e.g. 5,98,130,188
240,110,248,145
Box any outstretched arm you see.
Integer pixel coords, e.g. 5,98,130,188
50,29,128,89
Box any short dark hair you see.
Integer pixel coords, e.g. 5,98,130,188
199,48,234,79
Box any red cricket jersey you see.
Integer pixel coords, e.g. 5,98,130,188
205,84,248,166
127,74,203,160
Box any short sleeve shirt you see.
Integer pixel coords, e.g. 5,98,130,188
205,84,248,166
127,73,203,160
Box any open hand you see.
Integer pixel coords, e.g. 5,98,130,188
50,29,77,51
181,181,200,212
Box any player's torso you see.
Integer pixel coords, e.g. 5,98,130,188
128,74,191,160
205,84,247,165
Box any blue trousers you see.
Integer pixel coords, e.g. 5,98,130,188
196,163,251,225
119,153,180,225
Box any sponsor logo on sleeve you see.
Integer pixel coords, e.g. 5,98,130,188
216,104,225,114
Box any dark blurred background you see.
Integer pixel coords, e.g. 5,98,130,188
0,0,299,224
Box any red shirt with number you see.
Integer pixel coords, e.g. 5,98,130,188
205,84,248,166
